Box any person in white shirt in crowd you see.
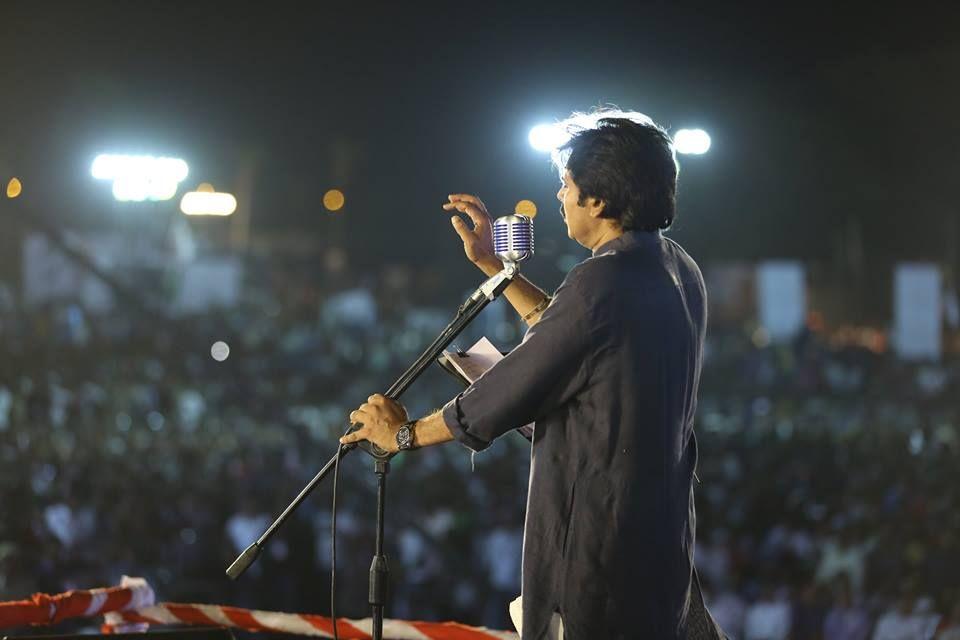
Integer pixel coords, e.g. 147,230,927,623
743,583,791,640
815,525,876,596
823,576,871,640
872,585,941,640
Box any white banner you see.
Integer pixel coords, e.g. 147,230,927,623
22,234,115,312
893,263,941,361
173,257,243,313
757,261,806,341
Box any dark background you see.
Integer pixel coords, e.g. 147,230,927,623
4,4,960,274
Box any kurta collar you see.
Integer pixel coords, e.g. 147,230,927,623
591,229,662,257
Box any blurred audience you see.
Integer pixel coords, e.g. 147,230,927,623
1,263,959,636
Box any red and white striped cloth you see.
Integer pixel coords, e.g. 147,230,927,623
0,577,518,640
0,576,154,628
104,602,518,639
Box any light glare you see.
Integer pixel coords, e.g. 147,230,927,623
91,155,119,180
674,129,711,155
528,123,569,152
112,177,150,202
91,153,189,201
163,158,189,182
150,179,179,201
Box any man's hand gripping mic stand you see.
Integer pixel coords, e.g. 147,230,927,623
226,260,521,640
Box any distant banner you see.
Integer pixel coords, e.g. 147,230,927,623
21,230,192,313
757,261,806,341
22,234,115,312
893,263,941,360
173,257,243,313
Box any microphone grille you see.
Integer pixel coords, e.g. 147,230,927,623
493,214,534,263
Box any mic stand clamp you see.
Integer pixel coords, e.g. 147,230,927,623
226,261,521,640
460,261,518,313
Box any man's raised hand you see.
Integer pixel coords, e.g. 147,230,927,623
442,194,499,272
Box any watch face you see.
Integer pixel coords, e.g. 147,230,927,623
398,426,412,448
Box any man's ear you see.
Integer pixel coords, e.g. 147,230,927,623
587,197,607,218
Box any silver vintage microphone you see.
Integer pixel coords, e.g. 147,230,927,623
493,214,534,264
461,214,533,310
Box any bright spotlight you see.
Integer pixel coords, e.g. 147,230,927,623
674,129,711,155
528,123,569,152
158,157,189,183
150,180,179,201
91,154,120,180
180,191,238,216
112,177,150,202
91,153,189,201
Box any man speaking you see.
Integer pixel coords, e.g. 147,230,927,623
341,110,725,639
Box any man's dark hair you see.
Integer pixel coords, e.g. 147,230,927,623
553,110,679,232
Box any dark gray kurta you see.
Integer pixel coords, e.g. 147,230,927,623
442,230,721,639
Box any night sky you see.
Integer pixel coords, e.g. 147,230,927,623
3,3,960,280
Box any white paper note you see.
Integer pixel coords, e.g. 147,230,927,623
443,336,506,382
442,336,534,435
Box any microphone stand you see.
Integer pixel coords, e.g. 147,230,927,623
226,260,520,640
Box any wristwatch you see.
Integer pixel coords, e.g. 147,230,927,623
396,420,417,451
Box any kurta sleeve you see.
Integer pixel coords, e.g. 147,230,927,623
441,265,593,452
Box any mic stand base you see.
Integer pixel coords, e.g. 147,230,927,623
369,460,389,639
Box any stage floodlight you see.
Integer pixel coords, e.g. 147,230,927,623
91,154,119,180
91,153,189,201
323,189,345,212
180,190,238,216
157,157,189,183
674,129,711,155
112,177,151,202
150,179,179,202
528,123,569,152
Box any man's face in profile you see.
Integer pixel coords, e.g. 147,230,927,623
557,170,602,248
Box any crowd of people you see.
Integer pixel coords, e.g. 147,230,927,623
1,261,959,638
694,329,960,639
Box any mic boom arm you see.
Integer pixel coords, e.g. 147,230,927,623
343,259,521,459
226,258,524,579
